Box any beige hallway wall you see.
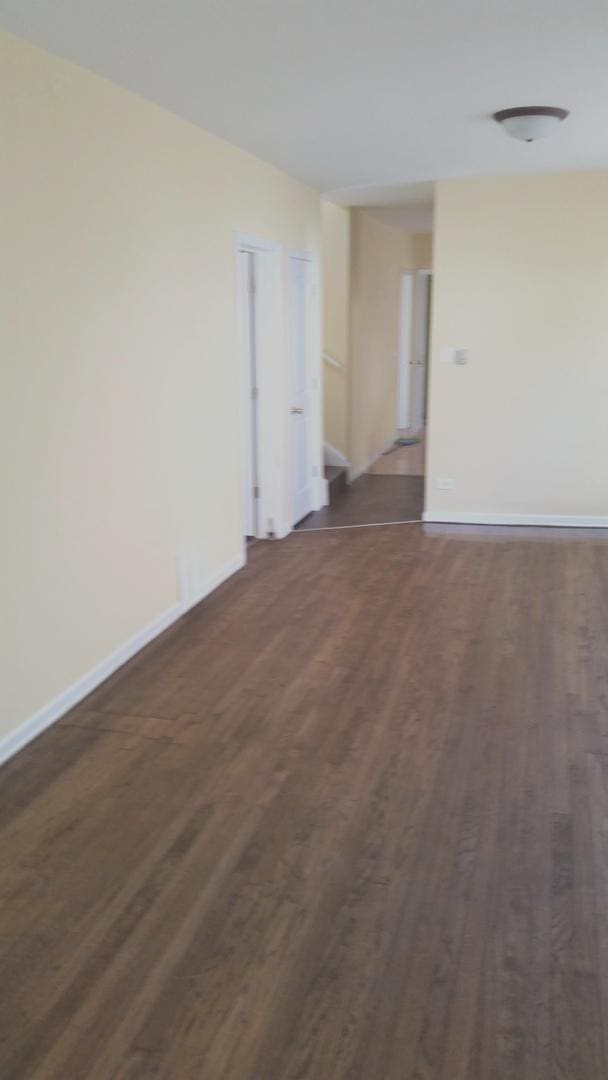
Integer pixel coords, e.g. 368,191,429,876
349,210,432,476
426,171,608,522
321,201,351,457
0,29,321,744
413,232,433,269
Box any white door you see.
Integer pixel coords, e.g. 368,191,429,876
397,273,414,429
411,274,431,432
289,255,315,524
238,248,260,536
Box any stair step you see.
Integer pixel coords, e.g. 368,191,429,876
324,465,348,503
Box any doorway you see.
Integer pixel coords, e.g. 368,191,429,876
236,234,283,543
296,262,429,532
237,236,322,543
368,267,432,481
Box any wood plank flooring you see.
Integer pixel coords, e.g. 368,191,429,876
368,434,425,476
2,522,608,1078
296,473,424,529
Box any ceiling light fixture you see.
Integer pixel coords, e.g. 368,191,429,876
493,105,569,142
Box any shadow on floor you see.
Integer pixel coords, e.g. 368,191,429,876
296,473,425,530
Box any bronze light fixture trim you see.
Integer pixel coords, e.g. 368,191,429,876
493,106,570,142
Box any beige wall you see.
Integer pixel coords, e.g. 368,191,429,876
349,210,432,475
413,232,433,269
0,29,321,742
321,201,351,456
426,171,608,522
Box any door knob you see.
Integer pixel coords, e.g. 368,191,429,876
290,406,304,414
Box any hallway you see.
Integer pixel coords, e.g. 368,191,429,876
368,432,425,477
297,435,425,530
2,523,608,1078
296,472,424,529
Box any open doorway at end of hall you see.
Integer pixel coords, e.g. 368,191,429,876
296,269,431,532
353,268,430,519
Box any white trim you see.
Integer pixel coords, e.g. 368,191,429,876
235,233,279,254
236,248,259,537
397,272,414,429
348,437,395,482
270,521,291,540
422,511,608,529
181,553,246,610
323,351,343,369
0,553,245,769
323,441,349,468
289,248,314,263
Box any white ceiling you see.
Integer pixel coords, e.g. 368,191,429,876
1,0,608,207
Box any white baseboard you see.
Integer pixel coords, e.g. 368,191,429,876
0,552,245,769
323,441,349,468
423,511,608,529
273,523,291,540
348,437,395,482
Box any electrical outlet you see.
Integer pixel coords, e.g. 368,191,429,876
440,347,469,365
437,477,455,491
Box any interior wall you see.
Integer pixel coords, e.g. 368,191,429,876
413,232,433,269
349,210,432,476
0,29,321,743
426,171,608,523
320,200,351,458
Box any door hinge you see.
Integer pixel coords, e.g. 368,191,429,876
253,485,260,499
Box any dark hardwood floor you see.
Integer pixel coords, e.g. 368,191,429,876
296,473,424,529
2,522,608,1078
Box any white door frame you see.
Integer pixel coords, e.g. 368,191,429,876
235,233,282,546
288,249,324,528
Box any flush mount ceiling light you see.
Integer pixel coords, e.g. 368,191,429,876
493,106,570,142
